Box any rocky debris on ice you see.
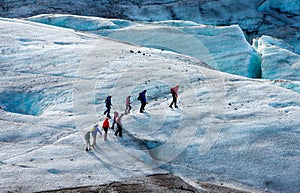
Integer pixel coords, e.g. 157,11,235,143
38,174,197,193
38,173,255,193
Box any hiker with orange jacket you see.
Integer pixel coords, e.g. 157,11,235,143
102,117,110,141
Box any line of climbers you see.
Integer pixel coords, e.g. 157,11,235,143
84,84,179,151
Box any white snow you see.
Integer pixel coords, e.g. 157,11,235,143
1,17,300,193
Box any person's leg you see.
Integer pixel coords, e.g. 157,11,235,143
140,102,146,112
119,127,123,137
128,105,131,114
169,100,174,108
104,104,109,116
140,102,143,113
115,126,119,136
85,139,89,151
92,135,96,148
111,120,115,129
174,95,178,108
104,128,108,141
87,139,91,150
170,94,175,108
125,105,128,114
107,107,111,118
104,131,107,141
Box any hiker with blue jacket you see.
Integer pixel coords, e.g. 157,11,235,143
103,95,112,118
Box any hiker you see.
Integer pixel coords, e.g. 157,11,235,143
169,84,179,108
102,117,110,141
111,111,119,130
103,95,112,118
115,113,124,137
84,131,91,151
91,124,102,148
138,90,147,113
125,96,131,115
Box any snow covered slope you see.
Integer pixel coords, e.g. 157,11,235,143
1,18,300,193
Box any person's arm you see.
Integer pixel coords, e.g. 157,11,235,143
97,127,102,135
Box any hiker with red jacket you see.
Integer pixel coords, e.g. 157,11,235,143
102,117,110,141
169,84,179,109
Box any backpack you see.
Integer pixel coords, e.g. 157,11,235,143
91,127,95,133
137,95,141,100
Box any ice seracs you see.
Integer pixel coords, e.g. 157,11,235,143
253,35,300,81
27,14,261,78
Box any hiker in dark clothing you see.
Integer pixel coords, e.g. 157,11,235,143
115,113,124,137
138,90,147,113
103,95,112,118
169,84,179,108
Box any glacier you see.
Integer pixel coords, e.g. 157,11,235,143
28,14,261,78
1,15,300,193
1,0,299,54
28,14,300,83
253,35,300,81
